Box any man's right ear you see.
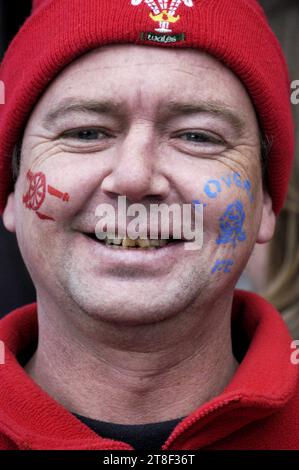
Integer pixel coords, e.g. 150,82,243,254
2,193,16,232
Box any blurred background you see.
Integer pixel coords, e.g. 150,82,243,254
0,0,298,336
0,0,35,316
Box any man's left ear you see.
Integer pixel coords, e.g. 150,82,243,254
2,193,16,233
256,190,276,244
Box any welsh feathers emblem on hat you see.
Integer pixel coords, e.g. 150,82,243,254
131,0,194,33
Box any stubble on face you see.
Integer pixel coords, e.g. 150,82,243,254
15,44,263,327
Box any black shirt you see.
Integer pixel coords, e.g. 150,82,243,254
74,413,184,451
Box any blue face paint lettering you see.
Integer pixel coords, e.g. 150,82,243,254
204,180,221,199
211,259,234,274
220,175,232,188
216,200,246,248
243,179,254,203
233,172,243,188
202,173,254,203
192,199,207,210
223,260,234,273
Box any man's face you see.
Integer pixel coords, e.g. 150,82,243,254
4,45,275,325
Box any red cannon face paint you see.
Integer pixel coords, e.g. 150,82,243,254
22,170,70,221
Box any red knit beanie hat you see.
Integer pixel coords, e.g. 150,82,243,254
0,0,294,215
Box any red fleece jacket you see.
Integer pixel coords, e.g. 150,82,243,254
0,290,298,450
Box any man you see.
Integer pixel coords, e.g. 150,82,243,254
0,0,297,451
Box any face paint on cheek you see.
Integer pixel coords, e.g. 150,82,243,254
203,172,254,204
243,179,254,203
192,199,207,210
192,173,254,217
22,170,70,221
209,201,247,276
216,200,247,248
211,259,234,274
192,179,251,274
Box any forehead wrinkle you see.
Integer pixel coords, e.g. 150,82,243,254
81,62,176,71
172,65,220,75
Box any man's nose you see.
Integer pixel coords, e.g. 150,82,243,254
101,126,170,201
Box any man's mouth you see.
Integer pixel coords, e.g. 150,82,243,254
86,234,183,249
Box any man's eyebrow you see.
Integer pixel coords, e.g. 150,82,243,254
42,98,127,127
43,98,246,135
160,100,246,135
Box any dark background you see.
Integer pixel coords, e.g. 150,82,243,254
0,0,36,316
0,0,297,317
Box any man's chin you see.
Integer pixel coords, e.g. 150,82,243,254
62,265,204,327
66,283,193,327
74,296,181,326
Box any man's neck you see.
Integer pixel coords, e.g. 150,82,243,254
25,292,238,425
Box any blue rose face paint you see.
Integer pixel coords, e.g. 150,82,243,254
209,201,247,276
216,200,247,248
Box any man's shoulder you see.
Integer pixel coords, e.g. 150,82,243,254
248,371,299,449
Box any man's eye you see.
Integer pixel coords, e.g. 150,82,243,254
61,129,109,141
178,132,223,145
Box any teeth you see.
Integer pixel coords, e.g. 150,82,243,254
107,237,122,245
122,237,137,248
103,237,171,249
136,238,150,248
148,239,161,247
